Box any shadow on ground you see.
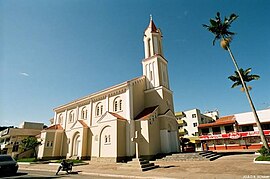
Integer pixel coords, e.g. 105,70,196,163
159,165,178,168
1,172,59,178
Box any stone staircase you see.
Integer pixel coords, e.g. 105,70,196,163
199,151,222,161
156,151,222,161
118,158,159,171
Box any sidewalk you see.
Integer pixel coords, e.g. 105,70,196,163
19,154,270,179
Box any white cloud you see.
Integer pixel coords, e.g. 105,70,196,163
20,72,30,77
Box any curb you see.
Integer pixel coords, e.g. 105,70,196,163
253,158,270,164
81,172,175,179
19,166,175,179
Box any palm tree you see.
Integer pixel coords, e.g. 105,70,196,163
203,12,269,151
228,68,260,91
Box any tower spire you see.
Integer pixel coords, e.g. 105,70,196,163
142,17,169,90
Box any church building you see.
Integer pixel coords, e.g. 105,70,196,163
37,17,180,162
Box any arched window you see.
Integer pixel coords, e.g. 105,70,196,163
81,107,87,120
58,114,63,124
96,103,103,116
113,97,123,112
69,111,74,123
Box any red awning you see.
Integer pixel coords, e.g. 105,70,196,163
200,130,270,140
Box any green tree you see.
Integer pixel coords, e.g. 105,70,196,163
21,136,41,159
228,68,260,90
203,12,269,152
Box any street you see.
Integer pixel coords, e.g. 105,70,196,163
1,169,115,179
6,154,270,179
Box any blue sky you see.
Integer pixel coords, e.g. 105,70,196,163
1,0,269,126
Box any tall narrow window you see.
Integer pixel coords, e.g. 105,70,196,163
85,109,88,119
81,107,88,120
147,38,151,57
114,101,118,112
58,114,63,124
100,105,103,115
96,106,100,116
69,111,74,123
119,100,122,111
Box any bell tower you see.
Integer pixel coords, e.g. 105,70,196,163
142,16,170,90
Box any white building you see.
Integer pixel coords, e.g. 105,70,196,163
37,18,179,162
176,109,217,137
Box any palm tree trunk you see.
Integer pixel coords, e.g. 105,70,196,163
227,46,270,151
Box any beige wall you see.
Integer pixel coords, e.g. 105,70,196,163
52,131,63,157
117,120,126,157
42,131,54,157
148,114,161,155
132,79,145,118
144,87,173,115
137,120,150,156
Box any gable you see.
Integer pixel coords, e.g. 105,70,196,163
97,111,126,124
70,120,88,130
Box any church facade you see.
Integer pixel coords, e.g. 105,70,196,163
37,18,179,162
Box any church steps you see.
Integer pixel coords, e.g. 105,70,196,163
118,158,159,171
157,152,222,161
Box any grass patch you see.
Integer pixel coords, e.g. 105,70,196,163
53,159,84,163
17,158,37,162
255,155,270,161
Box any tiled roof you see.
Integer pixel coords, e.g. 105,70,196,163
108,112,126,121
198,115,236,128
44,124,63,130
134,106,158,120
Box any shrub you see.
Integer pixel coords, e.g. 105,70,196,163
255,155,270,161
257,146,270,156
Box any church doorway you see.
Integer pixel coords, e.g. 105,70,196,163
72,132,80,157
168,123,177,153
99,125,112,157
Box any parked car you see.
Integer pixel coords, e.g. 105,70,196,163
0,155,19,175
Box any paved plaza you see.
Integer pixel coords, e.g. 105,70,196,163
18,154,270,179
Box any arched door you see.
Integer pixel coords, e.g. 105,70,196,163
72,132,80,157
99,126,112,157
